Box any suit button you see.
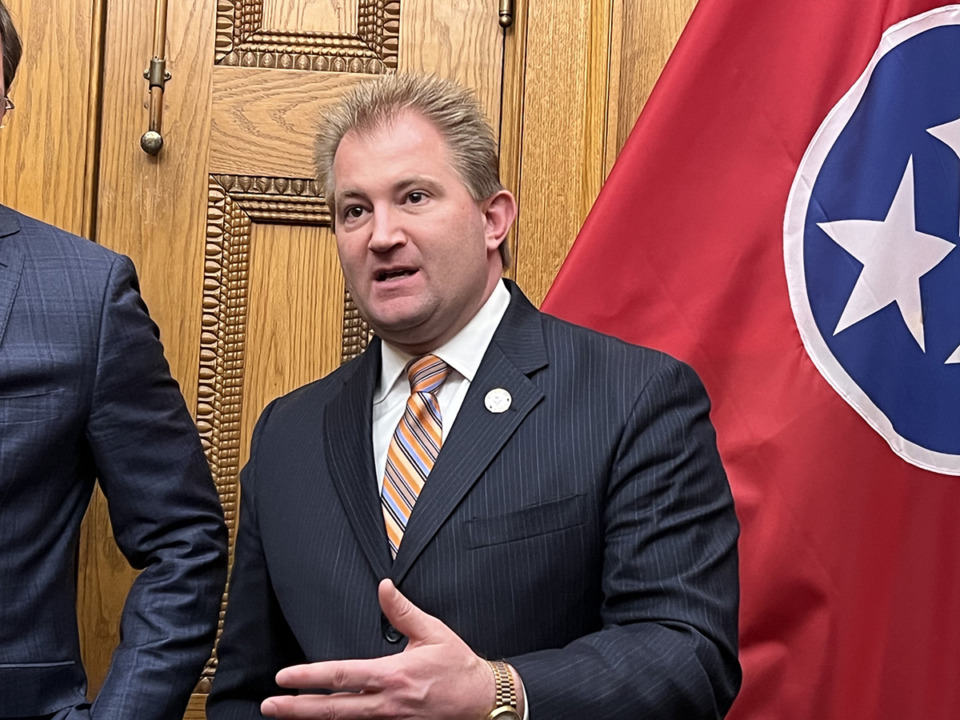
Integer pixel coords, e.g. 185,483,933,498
382,616,404,644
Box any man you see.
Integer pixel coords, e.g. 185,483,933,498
209,74,740,719
0,4,228,719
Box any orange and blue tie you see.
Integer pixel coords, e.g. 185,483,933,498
381,355,450,558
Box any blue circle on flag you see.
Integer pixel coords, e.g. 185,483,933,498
785,8,960,473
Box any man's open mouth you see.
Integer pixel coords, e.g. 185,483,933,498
376,268,416,281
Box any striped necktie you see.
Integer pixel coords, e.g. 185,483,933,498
381,355,450,559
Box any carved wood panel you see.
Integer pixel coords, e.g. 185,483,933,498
215,0,400,73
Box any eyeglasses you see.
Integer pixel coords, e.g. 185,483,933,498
0,97,13,128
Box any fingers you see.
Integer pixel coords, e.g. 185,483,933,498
262,691,382,719
265,583,468,720
378,578,443,643
275,659,383,692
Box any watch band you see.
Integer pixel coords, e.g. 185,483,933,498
487,660,518,718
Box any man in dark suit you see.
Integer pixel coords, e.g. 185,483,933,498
208,74,740,720
0,4,228,718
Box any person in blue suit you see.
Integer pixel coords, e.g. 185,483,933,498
0,4,227,718
209,74,740,720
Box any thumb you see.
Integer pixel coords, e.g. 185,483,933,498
378,578,444,645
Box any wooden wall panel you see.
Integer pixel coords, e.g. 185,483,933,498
210,69,363,178
512,0,608,306
399,0,504,125
263,0,356,33
511,0,699,307
0,0,102,237
238,222,344,470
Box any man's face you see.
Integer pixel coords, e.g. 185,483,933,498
332,110,509,355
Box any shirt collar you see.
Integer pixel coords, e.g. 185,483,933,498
375,279,511,402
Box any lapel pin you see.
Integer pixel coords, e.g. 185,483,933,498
484,388,512,414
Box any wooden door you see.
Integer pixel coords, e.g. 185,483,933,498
86,0,508,712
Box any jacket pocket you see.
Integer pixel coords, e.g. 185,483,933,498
465,493,585,549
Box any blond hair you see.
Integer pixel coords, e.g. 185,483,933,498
315,74,509,265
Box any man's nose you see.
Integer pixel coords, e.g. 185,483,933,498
368,207,405,251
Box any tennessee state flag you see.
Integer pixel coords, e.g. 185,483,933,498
542,2,960,719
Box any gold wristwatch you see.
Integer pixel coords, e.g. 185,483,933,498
486,660,521,720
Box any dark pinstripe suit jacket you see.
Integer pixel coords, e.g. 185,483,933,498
0,205,227,719
208,280,740,719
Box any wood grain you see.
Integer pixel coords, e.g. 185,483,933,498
604,0,625,178
263,0,356,34
210,69,363,178
513,0,595,305
82,0,106,240
184,692,207,719
239,222,344,470
581,0,615,223
398,0,504,127
0,0,97,235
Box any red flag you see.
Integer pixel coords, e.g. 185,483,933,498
542,2,960,719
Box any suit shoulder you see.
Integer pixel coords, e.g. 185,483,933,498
534,310,716,434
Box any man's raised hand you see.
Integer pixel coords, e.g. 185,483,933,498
261,579,496,719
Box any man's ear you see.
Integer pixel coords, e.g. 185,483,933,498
482,189,518,253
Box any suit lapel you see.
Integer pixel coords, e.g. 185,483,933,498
391,284,549,583
0,208,24,348
324,340,392,580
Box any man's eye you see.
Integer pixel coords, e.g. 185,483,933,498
407,191,425,204
344,206,364,219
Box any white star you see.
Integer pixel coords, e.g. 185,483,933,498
928,117,960,364
818,156,954,351
928,117,960,163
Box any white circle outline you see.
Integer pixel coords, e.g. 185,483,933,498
783,5,960,475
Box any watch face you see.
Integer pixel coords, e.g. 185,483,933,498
488,708,521,720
